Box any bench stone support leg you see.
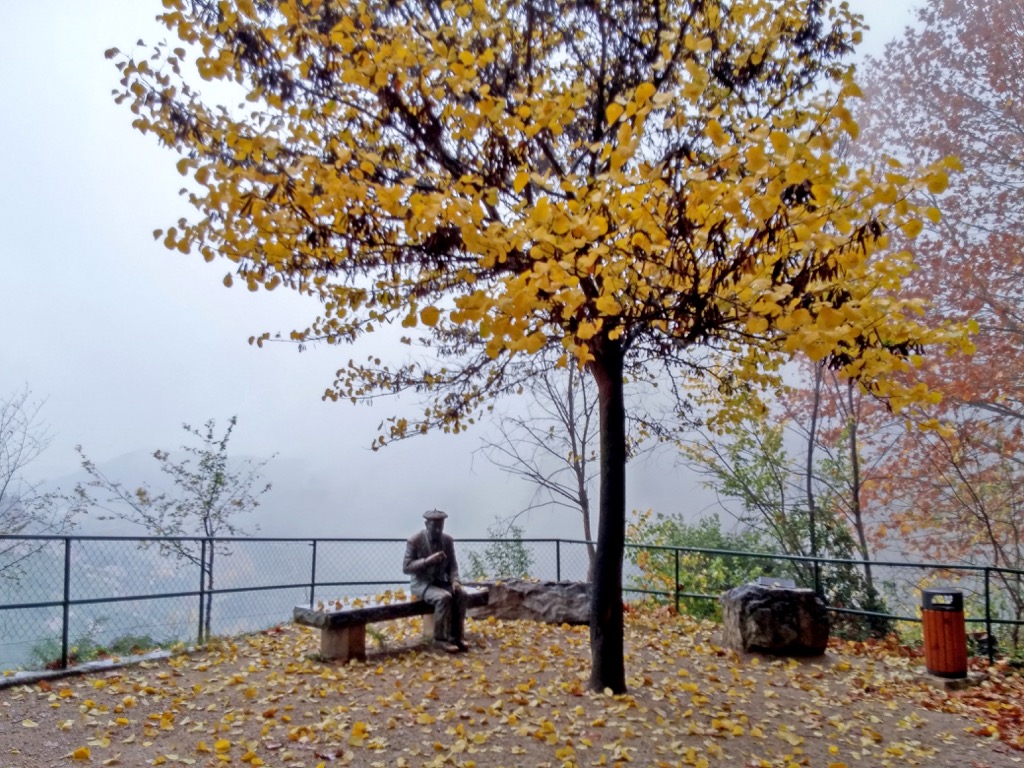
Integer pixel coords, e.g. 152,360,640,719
422,613,435,639
321,625,366,662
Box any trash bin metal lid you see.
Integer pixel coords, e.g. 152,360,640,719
922,589,964,611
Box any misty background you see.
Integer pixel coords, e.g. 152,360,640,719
0,0,917,542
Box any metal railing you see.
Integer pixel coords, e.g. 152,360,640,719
1,534,1021,671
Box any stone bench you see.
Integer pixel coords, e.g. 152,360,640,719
293,587,489,663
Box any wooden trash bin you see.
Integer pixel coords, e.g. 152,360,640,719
921,589,967,678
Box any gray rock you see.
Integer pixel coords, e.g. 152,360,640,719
472,580,590,625
720,583,829,656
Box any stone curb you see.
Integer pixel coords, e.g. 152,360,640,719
0,649,173,691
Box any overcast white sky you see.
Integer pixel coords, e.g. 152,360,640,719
0,0,920,540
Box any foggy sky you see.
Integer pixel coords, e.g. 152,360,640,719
0,0,918,540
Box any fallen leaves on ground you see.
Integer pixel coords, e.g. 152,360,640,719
0,606,1020,767
835,633,1024,753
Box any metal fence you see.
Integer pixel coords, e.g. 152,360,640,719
623,543,1024,657
1,534,1021,671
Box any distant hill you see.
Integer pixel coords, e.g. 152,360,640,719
36,430,710,543
41,446,541,541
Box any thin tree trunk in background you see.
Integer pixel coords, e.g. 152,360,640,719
205,547,215,642
566,367,598,578
589,339,626,694
805,366,823,593
845,379,876,597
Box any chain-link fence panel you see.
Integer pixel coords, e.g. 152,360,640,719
203,538,321,640
0,537,67,605
553,540,595,582
67,538,203,652
457,539,592,583
0,537,205,671
309,539,410,603
0,603,65,673
1,537,71,671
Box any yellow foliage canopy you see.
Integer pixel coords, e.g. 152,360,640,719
113,0,967,440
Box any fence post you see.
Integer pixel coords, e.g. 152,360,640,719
984,568,994,664
310,539,318,609
674,548,680,615
61,537,72,669
555,540,561,582
197,538,207,645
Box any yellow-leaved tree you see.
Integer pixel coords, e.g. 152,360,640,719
112,0,969,692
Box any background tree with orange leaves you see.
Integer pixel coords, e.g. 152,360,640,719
854,0,1024,629
113,0,967,691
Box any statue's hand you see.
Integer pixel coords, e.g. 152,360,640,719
452,580,463,593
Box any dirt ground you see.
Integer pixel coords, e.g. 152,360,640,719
1,610,1021,768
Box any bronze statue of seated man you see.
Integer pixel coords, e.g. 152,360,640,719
403,509,468,653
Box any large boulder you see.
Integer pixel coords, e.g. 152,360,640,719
720,583,829,656
472,580,590,625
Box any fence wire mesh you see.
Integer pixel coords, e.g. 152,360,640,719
1,535,1022,672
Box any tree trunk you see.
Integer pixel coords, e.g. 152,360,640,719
566,366,597,578
588,339,627,694
805,366,823,595
844,380,875,597
204,547,215,643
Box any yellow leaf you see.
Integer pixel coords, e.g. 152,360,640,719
769,131,790,154
575,320,600,340
349,721,369,747
746,315,769,334
634,81,656,105
420,306,441,327
605,102,625,124
816,306,845,329
214,739,231,753
522,332,547,354
685,34,713,53
595,294,621,315
926,171,949,194
705,119,728,148
22,720,39,728
901,218,924,239
842,116,859,139
72,747,91,761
